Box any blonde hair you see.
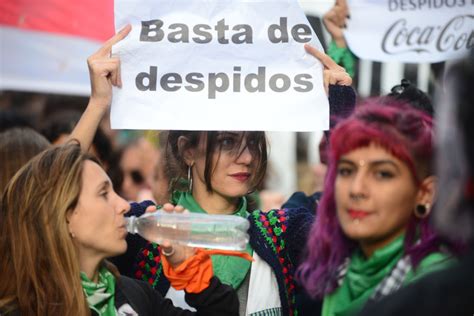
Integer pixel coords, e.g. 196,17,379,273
0,143,93,315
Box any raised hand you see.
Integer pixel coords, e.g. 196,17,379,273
323,0,349,47
71,25,131,152
305,44,352,94
87,24,132,109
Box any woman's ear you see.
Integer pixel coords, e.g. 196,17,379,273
416,175,436,207
177,136,195,166
66,209,77,238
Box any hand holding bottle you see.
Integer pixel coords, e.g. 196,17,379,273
158,203,196,269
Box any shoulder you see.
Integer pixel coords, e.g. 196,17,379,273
250,207,314,227
249,208,313,238
407,252,455,283
417,252,454,272
249,208,314,263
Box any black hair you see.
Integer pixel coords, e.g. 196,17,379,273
166,131,267,193
386,79,434,116
40,110,114,168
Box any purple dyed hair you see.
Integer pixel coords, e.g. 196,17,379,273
297,100,443,299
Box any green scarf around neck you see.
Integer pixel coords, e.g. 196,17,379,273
322,236,405,316
171,190,253,289
80,266,116,316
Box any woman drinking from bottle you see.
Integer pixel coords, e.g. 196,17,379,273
0,142,239,315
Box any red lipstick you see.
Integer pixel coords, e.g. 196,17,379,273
348,209,369,220
230,172,250,182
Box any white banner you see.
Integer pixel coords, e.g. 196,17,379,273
111,0,329,131
345,0,473,63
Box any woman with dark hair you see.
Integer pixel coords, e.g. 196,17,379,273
72,25,355,316
0,143,239,315
297,101,456,316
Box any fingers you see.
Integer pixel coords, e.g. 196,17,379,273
162,203,185,213
145,205,157,213
174,205,185,213
323,70,330,95
324,69,353,87
332,71,353,86
162,203,175,212
97,24,132,57
88,57,121,86
117,57,122,87
304,44,344,71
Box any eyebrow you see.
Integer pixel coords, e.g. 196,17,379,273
338,159,401,171
97,180,110,191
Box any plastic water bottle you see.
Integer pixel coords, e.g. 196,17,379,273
125,210,250,251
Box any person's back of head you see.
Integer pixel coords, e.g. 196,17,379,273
0,128,50,194
386,79,434,116
0,110,35,133
40,110,114,170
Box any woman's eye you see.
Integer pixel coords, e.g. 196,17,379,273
337,167,353,177
100,191,109,198
375,170,395,179
219,137,236,149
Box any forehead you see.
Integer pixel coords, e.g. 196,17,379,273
82,160,109,184
340,144,402,164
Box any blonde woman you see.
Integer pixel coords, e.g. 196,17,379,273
0,143,238,315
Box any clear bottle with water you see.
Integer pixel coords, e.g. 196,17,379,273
125,210,250,251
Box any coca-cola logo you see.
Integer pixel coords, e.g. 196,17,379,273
381,14,473,55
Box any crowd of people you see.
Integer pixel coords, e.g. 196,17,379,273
1,1,473,315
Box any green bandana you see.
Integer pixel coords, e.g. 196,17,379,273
171,190,253,289
322,236,404,316
80,267,116,316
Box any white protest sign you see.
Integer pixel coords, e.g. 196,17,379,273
111,0,328,131
344,0,473,63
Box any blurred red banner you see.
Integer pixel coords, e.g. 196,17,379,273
0,0,114,41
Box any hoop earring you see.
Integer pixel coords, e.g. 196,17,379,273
414,203,430,219
187,164,193,192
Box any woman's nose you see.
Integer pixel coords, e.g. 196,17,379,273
349,171,368,201
116,193,131,214
236,144,252,164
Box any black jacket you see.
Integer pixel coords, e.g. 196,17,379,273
358,250,474,316
94,276,239,316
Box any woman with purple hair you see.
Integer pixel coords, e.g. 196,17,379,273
297,101,456,316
